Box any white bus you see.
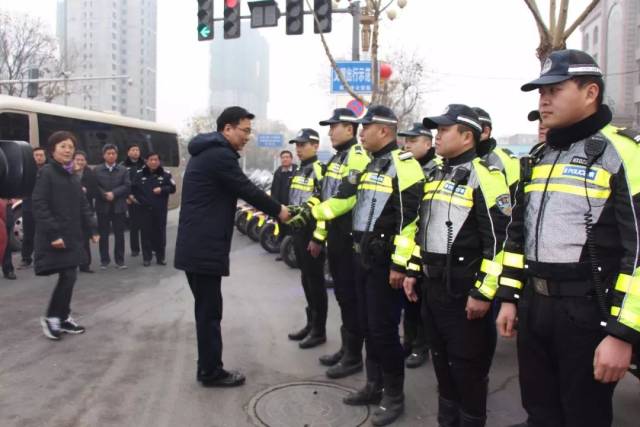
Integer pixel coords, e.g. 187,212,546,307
0,95,182,248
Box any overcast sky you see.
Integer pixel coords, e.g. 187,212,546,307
2,0,590,138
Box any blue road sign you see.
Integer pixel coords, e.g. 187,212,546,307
331,61,373,94
257,133,284,148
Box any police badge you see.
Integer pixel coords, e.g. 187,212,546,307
495,194,512,216
347,169,361,185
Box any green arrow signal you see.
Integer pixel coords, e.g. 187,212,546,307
198,24,212,40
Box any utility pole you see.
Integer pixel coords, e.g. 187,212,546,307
349,1,361,61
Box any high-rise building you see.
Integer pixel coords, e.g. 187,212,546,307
581,0,640,127
56,0,157,120
209,23,270,119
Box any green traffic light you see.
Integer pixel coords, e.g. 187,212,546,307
198,24,212,40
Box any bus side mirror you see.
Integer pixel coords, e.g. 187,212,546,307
0,140,37,198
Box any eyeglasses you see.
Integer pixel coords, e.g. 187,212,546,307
236,126,252,135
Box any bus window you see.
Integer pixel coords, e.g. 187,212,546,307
0,113,30,142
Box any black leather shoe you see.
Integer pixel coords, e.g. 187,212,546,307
326,359,363,379
79,267,95,273
4,271,16,280
405,350,429,368
343,382,383,406
371,393,404,426
156,259,166,266
143,260,151,267
199,369,246,387
299,333,326,349
319,348,343,366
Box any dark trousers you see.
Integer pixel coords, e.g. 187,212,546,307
140,207,168,262
80,235,92,270
97,210,125,265
422,277,496,418
327,230,362,340
291,227,327,332
403,288,428,353
3,216,14,276
128,204,142,253
354,254,404,377
46,268,78,319
517,283,616,427
21,209,35,263
186,272,224,375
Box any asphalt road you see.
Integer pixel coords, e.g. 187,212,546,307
0,210,638,427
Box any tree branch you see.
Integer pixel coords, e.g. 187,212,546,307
523,0,550,38
563,0,601,39
549,0,557,34
552,0,569,48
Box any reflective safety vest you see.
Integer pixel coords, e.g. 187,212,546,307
351,147,424,270
499,125,640,343
408,155,511,301
288,158,324,206
483,147,520,196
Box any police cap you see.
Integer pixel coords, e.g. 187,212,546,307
357,105,398,126
472,107,492,129
398,122,433,138
319,108,360,126
423,104,483,134
289,128,320,144
521,49,602,92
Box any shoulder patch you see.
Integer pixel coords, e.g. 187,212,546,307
398,151,414,161
616,128,640,144
353,145,364,153
495,194,512,216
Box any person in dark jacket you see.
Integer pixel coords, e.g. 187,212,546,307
94,144,131,269
2,201,16,280
19,147,47,268
33,131,98,340
132,152,176,266
73,150,99,273
122,145,145,257
270,150,297,205
174,106,290,388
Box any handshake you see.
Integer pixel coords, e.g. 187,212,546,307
277,203,314,231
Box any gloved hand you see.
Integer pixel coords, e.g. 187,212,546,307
287,205,313,231
286,205,305,218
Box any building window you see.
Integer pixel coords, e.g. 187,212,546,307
593,26,599,44
584,32,590,50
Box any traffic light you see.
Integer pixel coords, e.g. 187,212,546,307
197,0,214,41
27,68,39,99
313,0,332,34
249,0,280,28
286,0,304,35
224,0,241,39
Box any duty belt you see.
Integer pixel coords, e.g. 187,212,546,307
530,277,594,297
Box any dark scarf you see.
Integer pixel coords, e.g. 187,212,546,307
546,105,612,149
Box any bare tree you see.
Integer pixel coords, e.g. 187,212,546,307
523,0,601,61
0,11,73,102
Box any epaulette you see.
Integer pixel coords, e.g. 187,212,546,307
529,142,546,158
498,147,518,159
617,128,640,144
398,151,414,161
476,158,499,172
353,145,364,153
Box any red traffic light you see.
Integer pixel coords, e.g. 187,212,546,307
225,0,238,8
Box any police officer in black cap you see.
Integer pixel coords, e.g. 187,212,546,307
397,122,436,369
286,128,328,349
132,152,176,266
311,105,424,426
527,110,549,144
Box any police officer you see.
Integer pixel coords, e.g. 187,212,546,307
527,109,549,144
404,105,511,427
496,49,640,427
397,122,436,369
286,128,328,349
472,107,520,198
132,152,176,266
310,108,370,379
122,144,145,257
311,105,424,426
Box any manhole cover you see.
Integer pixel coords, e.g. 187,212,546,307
248,381,369,427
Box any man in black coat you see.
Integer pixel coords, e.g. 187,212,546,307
94,144,131,269
121,144,145,257
19,147,47,268
270,150,297,205
175,106,290,388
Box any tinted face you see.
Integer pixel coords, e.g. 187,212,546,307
128,146,140,161
280,152,293,167
295,141,318,161
359,124,391,153
538,79,598,128
52,139,75,164
225,118,252,152
103,149,118,165
73,153,87,171
328,123,353,147
146,155,160,170
434,125,467,159
538,122,549,143
403,136,432,159
33,150,46,166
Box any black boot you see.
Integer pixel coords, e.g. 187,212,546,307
326,328,363,379
370,373,404,426
299,310,326,349
437,397,459,427
405,346,429,369
319,326,345,366
343,360,382,406
459,410,486,427
288,307,311,341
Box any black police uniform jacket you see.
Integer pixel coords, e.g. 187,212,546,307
174,132,281,276
271,164,298,205
132,165,176,212
122,157,145,185
31,161,97,276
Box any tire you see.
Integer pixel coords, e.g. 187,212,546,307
259,222,282,254
235,210,250,234
280,235,298,269
9,205,22,252
246,216,262,242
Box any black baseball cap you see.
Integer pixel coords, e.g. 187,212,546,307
472,107,492,129
358,105,398,126
528,110,540,122
216,106,255,131
423,104,483,134
521,49,602,92
398,122,433,138
289,128,320,144
319,108,360,126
